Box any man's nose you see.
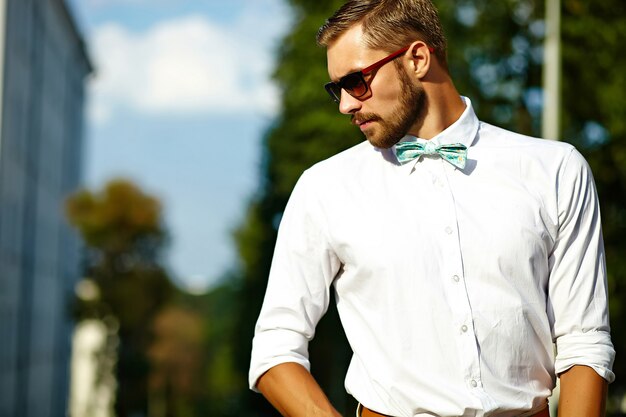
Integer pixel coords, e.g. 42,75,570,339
338,90,362,114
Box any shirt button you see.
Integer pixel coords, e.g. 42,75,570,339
470,379,478,388
445,226,453,235
461,325,468,332
452,275,460,282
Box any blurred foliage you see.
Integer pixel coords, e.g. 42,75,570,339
149,305,205,417
146,280,243,417
228,0,626,416
561,1,626,409
170,279,244,417
66,179,175,417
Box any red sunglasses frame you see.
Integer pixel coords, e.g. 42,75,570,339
324,44,435,103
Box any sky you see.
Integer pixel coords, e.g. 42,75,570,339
66,0,293,292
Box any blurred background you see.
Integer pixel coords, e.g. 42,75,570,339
0,0,624,416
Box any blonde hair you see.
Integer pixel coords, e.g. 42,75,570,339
317,0,448,68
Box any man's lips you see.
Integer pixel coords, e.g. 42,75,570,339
357,121,374,131
352,117,378,131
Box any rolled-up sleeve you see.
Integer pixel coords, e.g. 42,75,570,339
249,169,341,391
548,148,615,382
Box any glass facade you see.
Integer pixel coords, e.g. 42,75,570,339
0,0,91,416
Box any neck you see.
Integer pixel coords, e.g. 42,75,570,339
408,77,466,140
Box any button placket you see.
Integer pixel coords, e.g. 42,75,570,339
421,158,484,399
437,162,484,399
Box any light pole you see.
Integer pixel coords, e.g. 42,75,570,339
542,0,561,141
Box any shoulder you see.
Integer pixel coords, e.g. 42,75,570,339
303,140,389,181
285,141,379,220
312,140,379,168
290,140,394,207
471,123,599,203
478,122,574,152
475,122,581,167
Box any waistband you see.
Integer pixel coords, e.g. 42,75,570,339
357,403,550,417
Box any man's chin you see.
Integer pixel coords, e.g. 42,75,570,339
365,132,400,149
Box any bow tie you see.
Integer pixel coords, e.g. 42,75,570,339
395,141,468,169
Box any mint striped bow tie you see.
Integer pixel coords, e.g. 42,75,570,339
395,141,468,169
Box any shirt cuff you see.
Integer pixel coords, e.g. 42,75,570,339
555,331,615,383
249,328,311,392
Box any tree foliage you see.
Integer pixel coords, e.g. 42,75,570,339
232,0,626,415
560,1,626,407
66,179,175,417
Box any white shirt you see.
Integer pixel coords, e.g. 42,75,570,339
249,98,615,417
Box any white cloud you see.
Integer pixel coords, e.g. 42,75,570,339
81,0,168,7
87,12,286,124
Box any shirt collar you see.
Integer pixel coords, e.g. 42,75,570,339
393,96,479,158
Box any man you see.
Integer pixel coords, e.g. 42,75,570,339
249,1,615,416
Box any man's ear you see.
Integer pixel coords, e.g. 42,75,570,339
408,41,431,79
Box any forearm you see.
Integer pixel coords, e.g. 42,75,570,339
558,365,608,417
257,362,342,417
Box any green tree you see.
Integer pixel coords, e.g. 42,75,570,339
66,179,175,417
560,1,626,410
171,279,244,417
234,0,626,415
148,304,206,417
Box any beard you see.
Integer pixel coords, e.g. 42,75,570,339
354,67,426,149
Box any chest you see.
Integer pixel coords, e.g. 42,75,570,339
324,158,556,306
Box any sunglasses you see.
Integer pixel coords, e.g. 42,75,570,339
324,44,434,103
324,45,409,103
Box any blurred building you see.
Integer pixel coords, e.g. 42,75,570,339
0,0,91,416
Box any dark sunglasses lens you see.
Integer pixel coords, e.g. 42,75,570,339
340,74,361,92
342,73,365,95
325,83,341,102
324,72,368,103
